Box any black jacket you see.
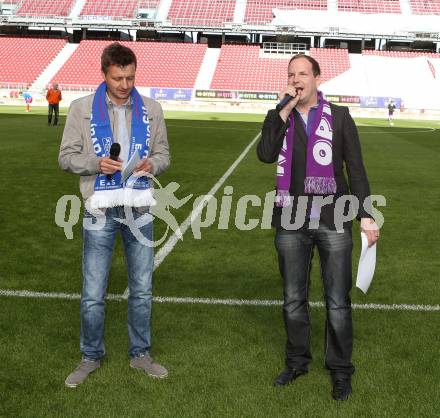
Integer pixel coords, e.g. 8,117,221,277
257,104,372,230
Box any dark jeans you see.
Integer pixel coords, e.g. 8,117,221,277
275,225,355,377
48,103,59,125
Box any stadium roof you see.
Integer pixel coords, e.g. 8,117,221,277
1,1,440,41
272,9,440,38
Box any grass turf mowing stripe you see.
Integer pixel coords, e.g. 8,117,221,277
1,289,438,312
360,128,437,134
121,131,262,298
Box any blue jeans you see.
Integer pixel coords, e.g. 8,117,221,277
275,224,355,376
80,206,154,360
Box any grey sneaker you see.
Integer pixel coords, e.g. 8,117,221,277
130,354,168,379
65,358,100,388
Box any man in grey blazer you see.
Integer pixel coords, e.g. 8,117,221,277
59,43,170,387
257,55,380,400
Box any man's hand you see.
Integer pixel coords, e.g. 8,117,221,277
133,158,153,177
360,218,380,247
278,86,302,122
99,157,123,175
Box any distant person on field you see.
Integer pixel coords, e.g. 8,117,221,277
59,42,170,388
387,100,396,126
257,54,380,401
46,82,62,126
23,91,32,112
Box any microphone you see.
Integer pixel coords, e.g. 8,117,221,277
276,94,294,111
107,142,121,181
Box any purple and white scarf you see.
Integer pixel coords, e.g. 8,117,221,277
275,92,336,207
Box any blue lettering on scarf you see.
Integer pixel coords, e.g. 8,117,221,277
90,82,150,192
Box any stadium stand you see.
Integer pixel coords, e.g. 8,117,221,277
337,0,401,14
167,0,236,26
363,50,440,58
210,45,288,91
410,0,440,15
245,1,327,25
16,0,76,17
51,40,207,89
138,0,161,9
0,37,67,87
1,0,439,23
210,45,350,91
310,48,350,82
80,0,138,19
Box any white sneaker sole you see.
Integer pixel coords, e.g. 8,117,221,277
65,381,80,388
65,364,100,388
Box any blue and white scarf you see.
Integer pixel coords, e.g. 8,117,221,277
89,82,155,209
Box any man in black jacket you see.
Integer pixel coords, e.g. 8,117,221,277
257,54,380,401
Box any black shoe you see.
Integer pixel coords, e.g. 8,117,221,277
273,368,307,386
332,376,352,401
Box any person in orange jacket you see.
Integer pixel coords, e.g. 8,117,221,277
46,82,62,126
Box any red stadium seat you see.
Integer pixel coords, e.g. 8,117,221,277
409,0,440,15
17,0,75,17
362,50,440,58
0,37,67,84
51,40,207,89
80,0,139,19
245,1,327,24
167,0,236,26
337,0,401,14
210,45,350,91
138,1,161,8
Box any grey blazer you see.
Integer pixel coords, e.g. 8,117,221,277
58,93,170,201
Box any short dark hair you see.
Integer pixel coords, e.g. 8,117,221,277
288,54,321,77
101,43,137,74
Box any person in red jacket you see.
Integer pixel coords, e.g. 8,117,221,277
46,82,62,126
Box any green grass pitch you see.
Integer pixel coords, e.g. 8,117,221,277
0,107,439,417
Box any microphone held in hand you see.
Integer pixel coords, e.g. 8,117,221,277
276,94,295,111
107,142,121,181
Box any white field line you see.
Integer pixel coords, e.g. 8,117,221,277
122,131,262,298
0,289,439,312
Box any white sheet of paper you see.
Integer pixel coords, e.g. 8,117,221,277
356,232,377,294
121,151,141,183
